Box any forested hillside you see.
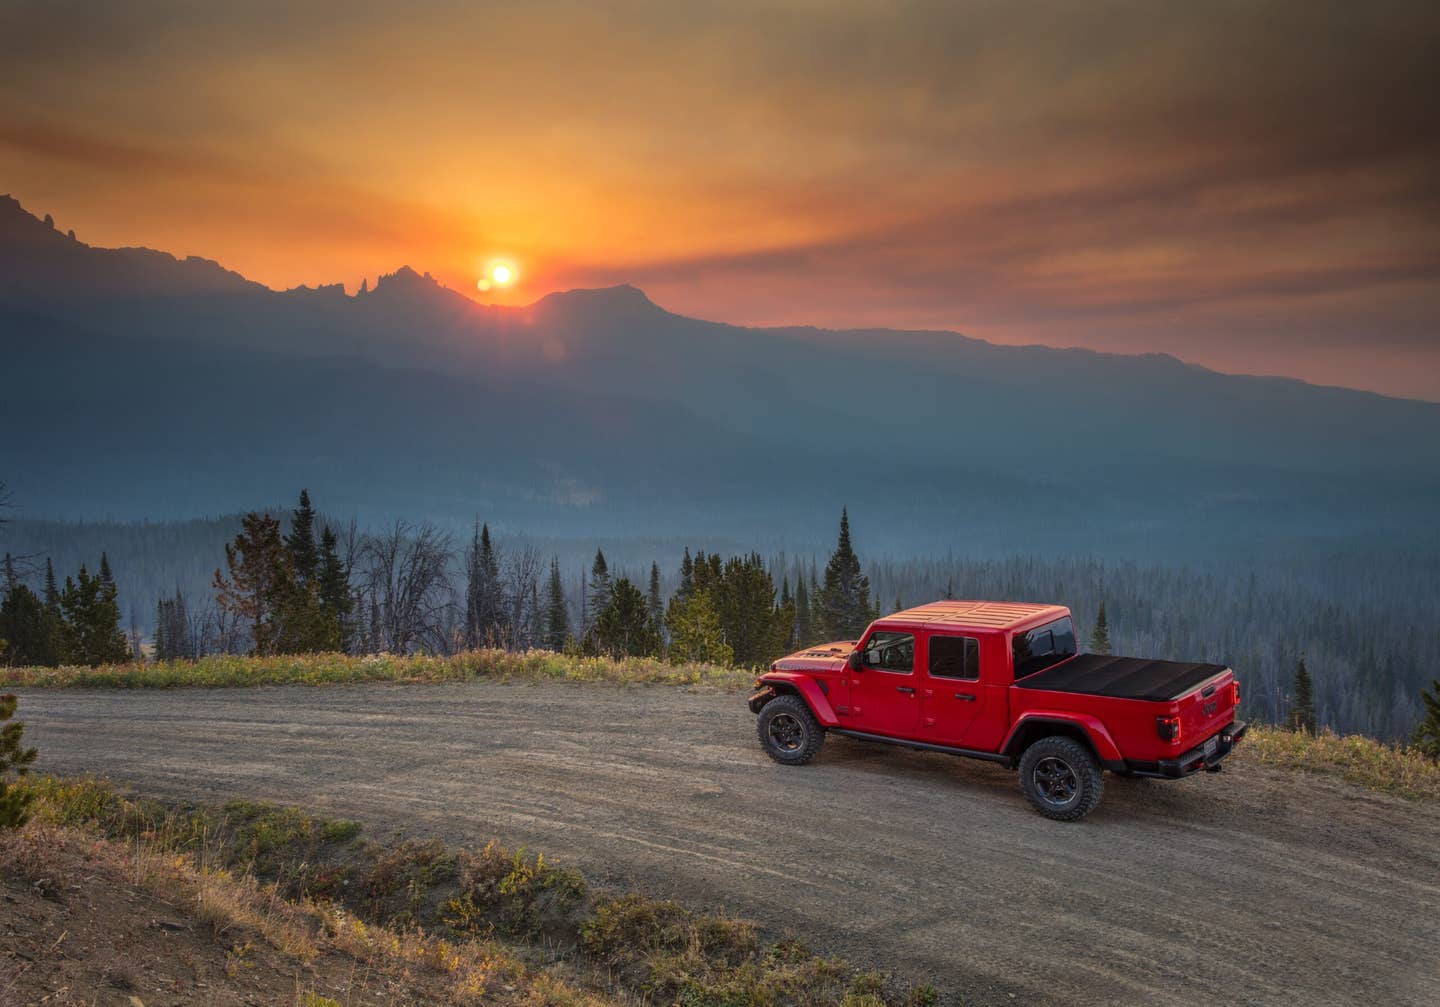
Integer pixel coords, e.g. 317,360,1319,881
3,504,1434,740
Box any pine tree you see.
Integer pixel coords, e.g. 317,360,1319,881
463,521,505,648
944,576,954,600
213,513,297,656
665,589,733,666
818,508,872,640
285,489,320,586
544,558,569,650
647,562,664,640
1292,657,1317,734
678,548,695,600
0,582,49,666
0,693,38,829
57,561,129,666
1090,600,1111,654
42,559,66,664
317,526,353,651
586,549,612,632
592,577,659,658
794,574,811,647
1412,679,1440,760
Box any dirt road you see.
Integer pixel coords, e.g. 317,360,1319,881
14,682,1439,1005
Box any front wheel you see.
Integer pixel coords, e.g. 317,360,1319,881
756,694,825,765
1018,735,1104,821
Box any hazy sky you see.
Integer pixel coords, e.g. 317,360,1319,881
3,1,1438,398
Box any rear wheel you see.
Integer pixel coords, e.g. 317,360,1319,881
1018,735,1104,821
756,694,825,765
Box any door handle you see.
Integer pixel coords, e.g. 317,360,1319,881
896,686,916,695
954,693,976,702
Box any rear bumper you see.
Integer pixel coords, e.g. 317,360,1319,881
1126,720,1247,779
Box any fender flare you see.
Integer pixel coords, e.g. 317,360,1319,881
1002,711,1125,768
756,672,840,727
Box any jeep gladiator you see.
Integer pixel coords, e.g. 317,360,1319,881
748,600,1245,820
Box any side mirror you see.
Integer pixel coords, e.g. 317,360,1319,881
848,650,863,672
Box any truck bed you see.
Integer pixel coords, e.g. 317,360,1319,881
1016,653,1228,702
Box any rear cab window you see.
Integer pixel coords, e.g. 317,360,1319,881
1011,617,1077,680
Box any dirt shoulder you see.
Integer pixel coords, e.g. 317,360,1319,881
13,681,1440,1006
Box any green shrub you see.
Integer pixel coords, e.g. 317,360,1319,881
0,694,38,829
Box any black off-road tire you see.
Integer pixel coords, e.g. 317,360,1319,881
1018,735,1104,821
756,694,825,765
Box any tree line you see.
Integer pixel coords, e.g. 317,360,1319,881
4,476,1439,746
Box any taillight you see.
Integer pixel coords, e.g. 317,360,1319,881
1232,680,1241,709
1157,715,1182,744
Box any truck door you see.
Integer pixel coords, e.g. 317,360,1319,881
845,629,920,738
920,633,984,747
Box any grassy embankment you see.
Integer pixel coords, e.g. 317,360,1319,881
0,649,752,691
3,649,1437,801
2,776,939,1006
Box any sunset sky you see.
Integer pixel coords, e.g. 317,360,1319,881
3,1,1438,398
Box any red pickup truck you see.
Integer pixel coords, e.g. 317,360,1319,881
748,600,1245,820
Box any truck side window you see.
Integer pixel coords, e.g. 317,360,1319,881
929,635,980,680
861,631,914,674
1012,617,1078,679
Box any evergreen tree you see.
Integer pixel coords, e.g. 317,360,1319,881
463,521,504,647
317,526,353,651
665,588,733,666
647,562,664,640
794,574,812,647
1292,657,1317,734
818,508,872,640
0,693,38,829
59,561,130,665
586,549,612,632
285,489,320,586
42,559,66,664
1090,600,1111,654
712,552,779,667
945,576,954,600
0,582,49,666
593,577,659,657
1412,679,1440,760
544,558,569,650
677,548,695,600
213,512,297,656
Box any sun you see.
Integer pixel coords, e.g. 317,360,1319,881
477,260,518,292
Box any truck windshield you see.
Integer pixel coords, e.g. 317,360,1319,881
1012,617,1077,680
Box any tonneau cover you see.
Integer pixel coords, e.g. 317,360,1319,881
1016,653,1228,702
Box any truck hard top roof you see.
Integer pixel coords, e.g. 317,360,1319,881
882,600,1069,632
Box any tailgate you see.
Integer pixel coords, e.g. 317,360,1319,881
1178,668,1237,743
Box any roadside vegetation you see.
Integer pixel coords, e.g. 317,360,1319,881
0,647,751,690
2,774,939,1006
1238,724,1440,801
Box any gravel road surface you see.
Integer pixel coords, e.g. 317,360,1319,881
14,682,1439,1005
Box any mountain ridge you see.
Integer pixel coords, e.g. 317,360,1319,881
5,193,1430,404
2,193,1437,551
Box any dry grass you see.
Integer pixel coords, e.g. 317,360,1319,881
1237,724,1440,800
0,647,753,691
8,777,937,1007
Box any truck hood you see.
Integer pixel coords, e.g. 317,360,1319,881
772,640,857,674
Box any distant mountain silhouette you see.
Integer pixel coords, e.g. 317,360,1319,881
3,195,1436,553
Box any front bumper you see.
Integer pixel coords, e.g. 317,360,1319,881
747,686,777,713
1129,720,1248,779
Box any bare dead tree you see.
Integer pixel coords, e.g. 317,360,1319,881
0,480,11,534
504,544,544,649
362,520,454,654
